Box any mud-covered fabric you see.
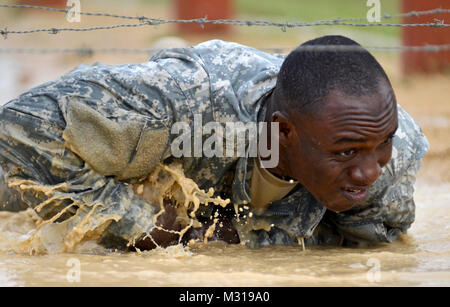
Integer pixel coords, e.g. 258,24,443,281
0,40,429,249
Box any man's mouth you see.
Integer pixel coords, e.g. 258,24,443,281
341,186,369,203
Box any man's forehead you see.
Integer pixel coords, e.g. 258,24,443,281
322,85,396,118
295,84,398,141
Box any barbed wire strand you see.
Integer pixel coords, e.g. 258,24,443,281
1,3,449,22
1,4,448,53
0,5,449,37
1,18,449,38
1,44,449,56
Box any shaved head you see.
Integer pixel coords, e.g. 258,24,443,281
266,35,398,212
274,35,394,116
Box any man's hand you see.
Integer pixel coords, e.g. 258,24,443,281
181,212,240,245
133,200,240,251
134,199,182,250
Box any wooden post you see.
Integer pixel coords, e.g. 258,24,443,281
173,0,234,34
17,0,66,9
402,0,450,74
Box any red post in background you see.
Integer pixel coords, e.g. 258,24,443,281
174,0,234,34
402,0,450,74
17,0,66,9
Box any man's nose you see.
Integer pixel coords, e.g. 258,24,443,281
349,154,382,186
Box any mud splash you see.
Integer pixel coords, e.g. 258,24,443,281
131,163,229,248
0,163,230,255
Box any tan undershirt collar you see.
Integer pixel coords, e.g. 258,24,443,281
250,157,298,214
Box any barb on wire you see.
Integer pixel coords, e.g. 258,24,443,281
1,44,449,56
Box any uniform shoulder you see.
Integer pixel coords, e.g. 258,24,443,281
395,105,429,160
388,105,429,177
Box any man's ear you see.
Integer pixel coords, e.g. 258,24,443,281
271,111,297,147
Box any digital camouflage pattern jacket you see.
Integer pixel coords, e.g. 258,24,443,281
0,40,429,249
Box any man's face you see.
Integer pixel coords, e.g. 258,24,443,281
284,84,398,212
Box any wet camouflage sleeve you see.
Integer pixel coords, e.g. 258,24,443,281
0,61,179,249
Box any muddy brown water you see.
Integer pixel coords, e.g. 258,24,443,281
0,180,449,287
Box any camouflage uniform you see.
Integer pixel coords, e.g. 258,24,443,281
0,40,429,249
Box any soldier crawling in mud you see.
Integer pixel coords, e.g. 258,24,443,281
0,35,428,252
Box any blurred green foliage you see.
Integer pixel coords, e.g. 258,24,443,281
235,0,399,20
135,0,400,38
235,0,400,37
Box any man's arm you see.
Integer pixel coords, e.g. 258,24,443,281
0,61,185,251
57,62,177,181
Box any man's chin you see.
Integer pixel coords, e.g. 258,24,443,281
313,189,367,213
322,198,357,213
322,188,370,212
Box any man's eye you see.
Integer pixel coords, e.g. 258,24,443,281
382,135,394,145
338,149,356,157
